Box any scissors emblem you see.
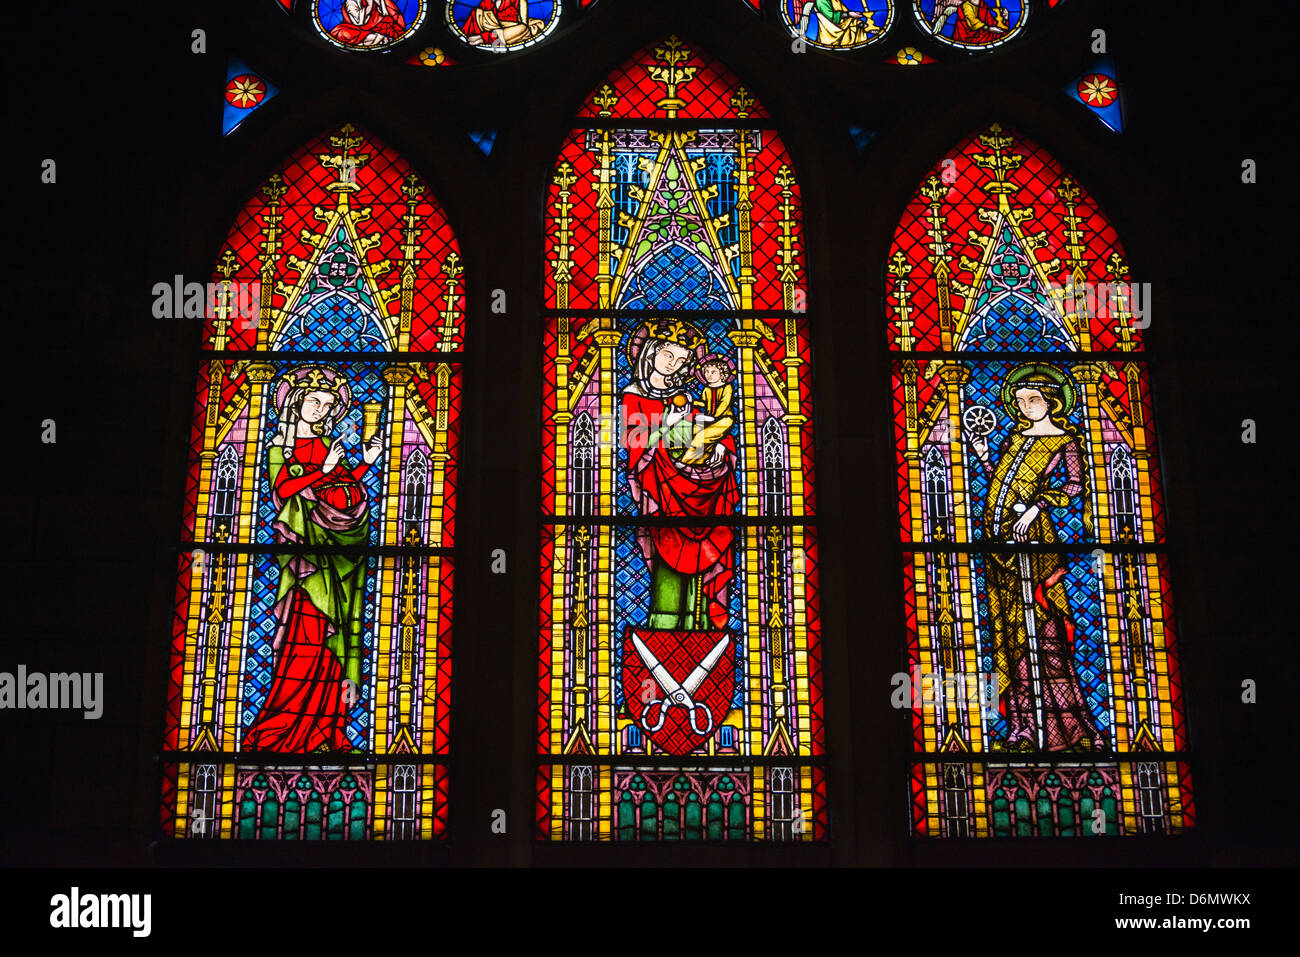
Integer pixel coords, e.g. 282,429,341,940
632,633,730,737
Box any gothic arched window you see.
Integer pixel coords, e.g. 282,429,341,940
888,124,1192,837
161,123,462,840
538,37,825,841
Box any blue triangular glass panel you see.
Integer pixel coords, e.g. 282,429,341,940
1066,55,1123,133
849,126,876,153
468,130,497,156
223,57,279,135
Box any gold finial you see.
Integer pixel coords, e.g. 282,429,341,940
1056,175,1081,205
972,123,1024,204
1057,175,1087,270
553,161,577,191
919,174,947,205
216,249,239,280
591,83,620,117
441,251,463,282
260,172,288,204
731,87,755,119
401,171,425,201
318,123,371,192
647,36,698,118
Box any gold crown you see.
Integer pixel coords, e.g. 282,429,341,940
645,318,704,351
282,366,343,396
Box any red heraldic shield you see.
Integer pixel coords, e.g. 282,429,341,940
622,628,735,755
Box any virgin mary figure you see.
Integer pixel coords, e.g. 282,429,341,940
968,363,1101,752
621,320,740,632
243,365,383,752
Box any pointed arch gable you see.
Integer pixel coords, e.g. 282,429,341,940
888,124,1139,354
574,36,772,120
204,123,465,355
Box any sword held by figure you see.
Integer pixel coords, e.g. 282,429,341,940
964,402,1043,751
1011,505,1045,750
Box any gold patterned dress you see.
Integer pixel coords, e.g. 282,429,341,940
978,431,1101,751
810,0,880,48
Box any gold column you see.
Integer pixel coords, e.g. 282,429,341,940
551,161,577,516
548,162,578,812
373,764,389,840
1057,177,1089,349
1103,550,1131,751
731,89,756,310
192,522,230,751
381,364,417,752
397,172,426,349
437,253,462,350
181,250,243,749
773,163,811,755
1074,363,1113,541
890,252,926,543
585,93,619,832
548,525,568,825
919,175,954,351
729,328,764,758
419,555,444,744
592,328,621,765
591,86,618,309
224,361,277,748
971,764,988,837
763,526,792,755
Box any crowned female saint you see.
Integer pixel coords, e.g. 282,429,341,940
621,320,740,632
968,364,1101,752
243,366,383,752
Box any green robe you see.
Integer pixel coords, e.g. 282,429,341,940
268,440,369,687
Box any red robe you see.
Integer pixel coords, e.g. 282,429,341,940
273,435,370,509
330,0,407,45
952,1,1005,45
243,436,369,753
622,391,739,629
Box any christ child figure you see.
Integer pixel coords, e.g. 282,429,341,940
680,354,736,466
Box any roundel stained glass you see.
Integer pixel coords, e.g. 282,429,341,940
447,1,562,53
313,0,426,51
912,0,1027,51
783,0,894,50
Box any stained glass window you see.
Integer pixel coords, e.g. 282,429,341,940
887,124,1193,837
538,37,826,841
161,123,462,840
